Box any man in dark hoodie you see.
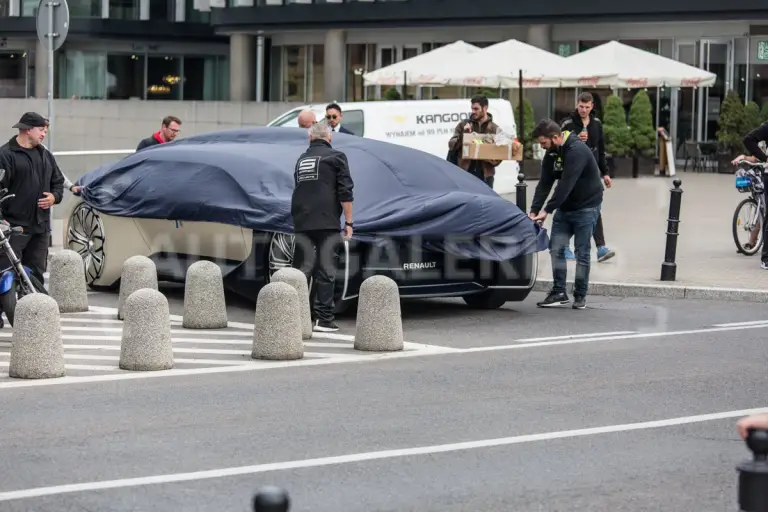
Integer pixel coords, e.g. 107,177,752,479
529,118,604,310
136,116,181,151
560,92,615,263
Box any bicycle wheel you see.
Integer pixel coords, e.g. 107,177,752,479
733,197,763,256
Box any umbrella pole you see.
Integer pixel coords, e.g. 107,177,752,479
518,70,525,181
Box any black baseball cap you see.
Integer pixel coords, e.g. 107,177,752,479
12,112,47,130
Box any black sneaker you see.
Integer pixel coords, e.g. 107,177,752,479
313,320,339,332
572,297,587,309
536,292,570,308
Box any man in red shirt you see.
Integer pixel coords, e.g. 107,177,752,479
136,116,181,151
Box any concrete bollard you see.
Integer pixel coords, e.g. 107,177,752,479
271,267,312,340
49,249,90,313
182,260,228,329
117,255,158,320
9,294,65,379
252,282,303,361
354,275,404,352
119,288,174,371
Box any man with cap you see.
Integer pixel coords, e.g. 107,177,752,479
0,112,65,310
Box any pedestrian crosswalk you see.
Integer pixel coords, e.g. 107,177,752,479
0,304,439,383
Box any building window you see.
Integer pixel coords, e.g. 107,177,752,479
0,0,9,16
58,51,107,99
110,0,139,19
182,56,229,100
346,44,365,101
32,0,100,16
149,0,175,20
0,52,27,99
282,45,306,101
107,54,145,99
147,55,181,100
186,0,210,22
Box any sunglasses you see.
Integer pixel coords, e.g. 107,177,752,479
326,114,338,120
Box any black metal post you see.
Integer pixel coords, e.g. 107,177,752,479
518,69,524,178
660,179,682,281
253,486,290,512
737,428,768,511
516,172,527,212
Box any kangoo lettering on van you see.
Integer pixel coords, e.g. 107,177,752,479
415,112,470,125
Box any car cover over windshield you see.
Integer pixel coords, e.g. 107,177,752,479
76,126,548,260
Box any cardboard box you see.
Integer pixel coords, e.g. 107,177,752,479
462,132,522,161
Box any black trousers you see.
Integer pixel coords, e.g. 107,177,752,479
762,185,768,264
292,229,342,323
0,230,48,288
593,213,606,247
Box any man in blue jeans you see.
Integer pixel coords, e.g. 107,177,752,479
529,119,604,309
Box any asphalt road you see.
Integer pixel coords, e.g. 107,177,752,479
0,286,766,511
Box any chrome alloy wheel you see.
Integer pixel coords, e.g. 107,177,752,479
267,232,295,280
67,203,106,285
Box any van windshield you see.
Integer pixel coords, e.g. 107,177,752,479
269,110,301,127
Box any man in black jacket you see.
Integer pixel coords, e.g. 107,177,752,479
136,116,181,151
0,112,65,312
291,122,354,332
560,92,615,263
732,120,768,269
529,119,604,310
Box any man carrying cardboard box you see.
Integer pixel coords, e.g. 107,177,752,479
448,94,520,189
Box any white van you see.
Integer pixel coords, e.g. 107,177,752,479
267,99,521,195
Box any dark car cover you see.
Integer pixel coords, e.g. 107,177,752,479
76,126,548,261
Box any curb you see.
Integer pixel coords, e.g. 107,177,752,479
533,279,768,303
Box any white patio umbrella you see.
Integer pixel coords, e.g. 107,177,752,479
413,39,605,88
362,40,481,86
559,40,716,88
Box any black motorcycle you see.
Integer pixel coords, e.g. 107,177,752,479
0,169,47,326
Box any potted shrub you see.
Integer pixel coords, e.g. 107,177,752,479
602,94,633,177
715,90,745,173
513,98,538,179
760,102,768,123
744,101,762,132
627,89,656,177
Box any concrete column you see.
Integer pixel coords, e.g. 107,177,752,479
526,24,552,51
255,35,264,102
35,41,47,99
229,33,255,102
525,24,553,123
323,29,345,102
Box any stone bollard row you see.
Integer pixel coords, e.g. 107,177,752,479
117,255,158,320
251,281,304,361
182,260,228,330
120,287,174,371
271,267,312,340
48,249,89,313
354,275,403,352
9,294,66,379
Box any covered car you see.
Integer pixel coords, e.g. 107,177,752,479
66,126,548,311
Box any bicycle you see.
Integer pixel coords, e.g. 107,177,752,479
732,160,767,256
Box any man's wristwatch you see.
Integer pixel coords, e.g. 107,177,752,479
345,221,353,227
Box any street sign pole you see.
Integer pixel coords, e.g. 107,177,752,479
47,0,54,152
36,0,68,248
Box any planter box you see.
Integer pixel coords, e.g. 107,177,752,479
608,156,633,178
632,156,655,177
519,159,541,181
717,153,735,174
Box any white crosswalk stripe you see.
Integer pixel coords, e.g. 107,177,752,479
0,305,434,382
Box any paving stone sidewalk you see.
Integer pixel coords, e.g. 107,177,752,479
510,172,768,291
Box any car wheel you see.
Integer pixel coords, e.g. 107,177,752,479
462,290,507,310
67,203,114,290
267,232,296,281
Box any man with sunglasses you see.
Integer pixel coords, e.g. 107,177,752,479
325,103,353,135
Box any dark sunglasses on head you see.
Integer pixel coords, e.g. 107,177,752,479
326,114,338,120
